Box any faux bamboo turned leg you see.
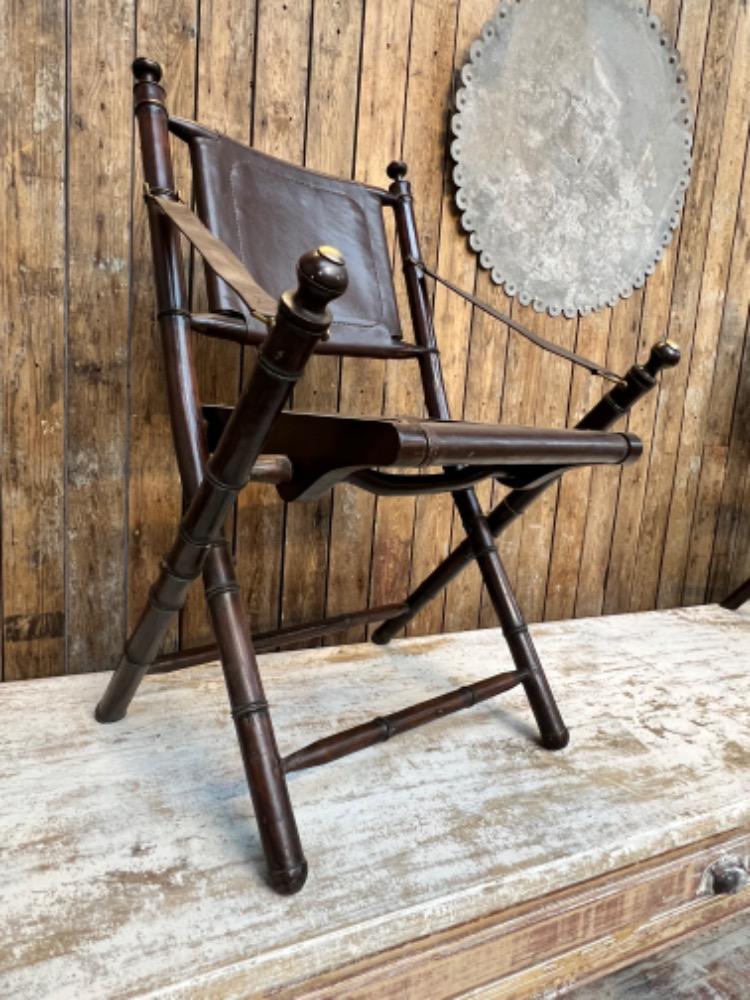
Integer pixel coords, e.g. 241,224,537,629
96,247,346,894
96,250,347,718
453,489,569,749
372,341,681,644
199,540,310,891
385,159,568,748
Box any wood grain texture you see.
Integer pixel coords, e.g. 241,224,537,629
1,0,67,680
371,0,460,635
280,0,363,647
286,832,750,1000
570,907,750,1000
1,605,749,997
180,0,258,646
407,0,482,638
234,0,312,634
631,0,737,612
67,0,133,672
1,0,748,678
325,0,413,645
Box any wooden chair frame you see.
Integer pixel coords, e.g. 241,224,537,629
95,59,681,894
721,578,750,610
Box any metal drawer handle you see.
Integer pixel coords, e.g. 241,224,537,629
701,857,749,896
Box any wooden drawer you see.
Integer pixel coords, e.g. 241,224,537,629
281,828,750,1000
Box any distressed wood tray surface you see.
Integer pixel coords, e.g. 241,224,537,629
1,605,749,998
570,906,750,999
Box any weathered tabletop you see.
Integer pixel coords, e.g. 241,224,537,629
1,605,749,998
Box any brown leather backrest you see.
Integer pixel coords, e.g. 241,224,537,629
169,117,403,352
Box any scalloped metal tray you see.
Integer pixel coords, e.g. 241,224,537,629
451,0,693,318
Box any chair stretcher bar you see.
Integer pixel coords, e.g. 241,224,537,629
283,668,525,773
151,602,408,673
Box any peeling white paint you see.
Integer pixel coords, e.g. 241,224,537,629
94,256,127,273
0,605,748,999
32,64,63,135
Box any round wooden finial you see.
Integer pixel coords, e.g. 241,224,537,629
646,340,681,375
132,57,163,83
297,247,348,304
386,161,408,181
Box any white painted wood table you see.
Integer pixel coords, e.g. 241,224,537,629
1,606,749,999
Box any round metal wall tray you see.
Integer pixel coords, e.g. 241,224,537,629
451,0,693,318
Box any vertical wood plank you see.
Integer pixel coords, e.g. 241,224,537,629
0,0,67,679
600,0,682,616
659,5,749,606
370,0,460,635
67,0,134,672
631,0,737,612
708,309,750,601
575,293,644,617
325,0,413,644
544,312,610,622
685,137,750,602
513,310,577,622
407,0,489,638
280,0,363,644
180,0,257,646
442,271,510,633
234,0,312,634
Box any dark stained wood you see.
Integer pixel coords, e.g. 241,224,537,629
283,668,525,773
151,603,409,672
127,0,199,657
91,45,691,894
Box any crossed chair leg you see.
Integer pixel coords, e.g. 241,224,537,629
96,247,347,894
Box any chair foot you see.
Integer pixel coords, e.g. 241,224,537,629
268,859,308,895
94,654,148,724
94,702,127,724
539,725,570,751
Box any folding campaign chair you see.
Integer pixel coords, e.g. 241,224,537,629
96,58,682,894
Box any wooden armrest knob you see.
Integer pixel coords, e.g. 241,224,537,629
645,340,681,376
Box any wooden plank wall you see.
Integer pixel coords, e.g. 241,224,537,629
1,0,748,681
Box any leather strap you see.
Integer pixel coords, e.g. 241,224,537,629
148,189,621,383
410,258,625,385
146,190,278,325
